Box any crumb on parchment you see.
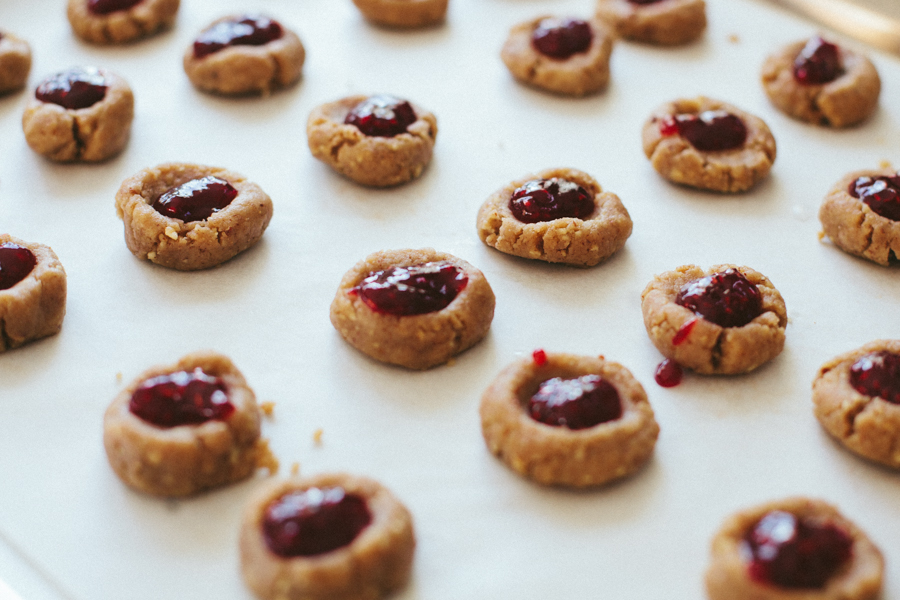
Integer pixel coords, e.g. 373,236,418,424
260,401,275,417
313,428,324,445
290,462,300,476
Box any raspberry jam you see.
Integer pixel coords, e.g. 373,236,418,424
628,0,666,3
532,349,548,366
654,359,683,388
0,243,37,291
793,37,844,85
88,0,143,15
193,15,284,59
849,351,900,404
529,374,622,430
152,176,238,222
848,174,900,221
344,95,417,138
350,261,468,316
676,269,762,328
531,18,593,60
263,487,372,557
659,111,747,152
744,511,853,589
35,68,108,110
129,368,234,428
509,178,594,223
672,318,698,346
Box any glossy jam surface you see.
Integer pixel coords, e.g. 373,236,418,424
654,359,683,388
88,0,143,15
628,0,666,3
676,269,762,328
152,176,238,222
193,15,284,59
350,261,468,316
744,511,853,589
793,36,844,85
509,178,594,224
263,487,372,557
0,243,37,291
529,374,622,430
672,318,698,346
849,351,900,405
532,349,548,366
129,368,234,428
531,18,593,60
659,110,747,152
848,174,900,221
35,68,107,110
344,95,417,138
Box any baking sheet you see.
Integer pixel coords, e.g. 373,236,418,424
0,0,898,598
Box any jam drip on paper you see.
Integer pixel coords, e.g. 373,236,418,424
654,359,683,388
659,110,747,152
36,68,108,109
193,15,284,59
531,18,593,60
129,368,234,428
88,0,143,15
848,174,900,221
793,37,844,85
529,374,622,429
350,261,468,316
344,95,417,138
509,178,594,223
849,351,900,405
676,268,762,328
0,243,37,291
152,176,238,222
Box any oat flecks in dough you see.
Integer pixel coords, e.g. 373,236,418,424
595,0,706,45
67,0,180,44
0,33,31,94
352,0,448,28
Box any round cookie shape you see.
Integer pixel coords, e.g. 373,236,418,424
103,351,273,497
762,36,880,127
0,32,31,94
501,16,613,96
307,95,437,187
595,0,706,45
183,14,305,96
706,497,884,600
67,0,179,44
0,234,67,353
479,352,659,487
352,0,448,28
329,248,495,370
477,168,633,267
641,264,787,374
642,97,777,193
22,67,133,163
240,474,415,600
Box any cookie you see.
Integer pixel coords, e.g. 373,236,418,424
184,14,305,96
480,351,659,487
476,167,632,267
0,235,67,352
329,248,495,370
819,168,900,266
240,474,415,600
22,67,134,162
501,16,613,96
595,0,706,45
103,351,276,497
67,0,179,44
0,32,31,94
706,497,883,600
352,0,448,28
640,264,787,374
642,96,777,193
762,36,880,127
115,162,274,270
812,340,900,468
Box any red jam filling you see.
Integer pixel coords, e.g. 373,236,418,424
88,0,143,15
509,178,594,224
793,37,844,85
344,95,417,138
529,374,622,430
263,487,372,557
0,243,37,291
672,318,698,346
532,349,548,366
350,261,468,316
659,111,747,152
35,68,108,110
152,176,238,222
628,0,666,3
848,174,900,221
193,15,284,59
129,368,234,428
531,18,593,60
744,511,853,589
654,359,683,388
849,351,900,405
676,268,762,328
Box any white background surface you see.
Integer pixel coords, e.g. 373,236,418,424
0,0,898,598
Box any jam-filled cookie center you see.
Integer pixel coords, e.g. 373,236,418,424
129,368,235,428
0,243,37,291
344,95,417,138
152,176,238,222
659,110,747,152
850,351,900,404
676,268,762,328
848,174,900,221
350,261,468,316
528,374,622,430
193,15,284,59
36,67,108,110
88,0,143,15
509,177,594,223
531,18,593,60
793,36,844,85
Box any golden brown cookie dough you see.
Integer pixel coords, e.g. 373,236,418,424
819,168,900,266
183,14,305,96
0,235,66,353
706,497,884,600
762,37,880,127
115,162,274,271
813,340,900,469
595,0,706,45
642,96,777,193
67,0,179,44
22,67,134,163
0,32,31,94
330,248,495,370
240,473,415,600
103,351,275,497
480,352,659,487
641,264,787,374
500,16,613,96
352,0,448,28
476,167,632,267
